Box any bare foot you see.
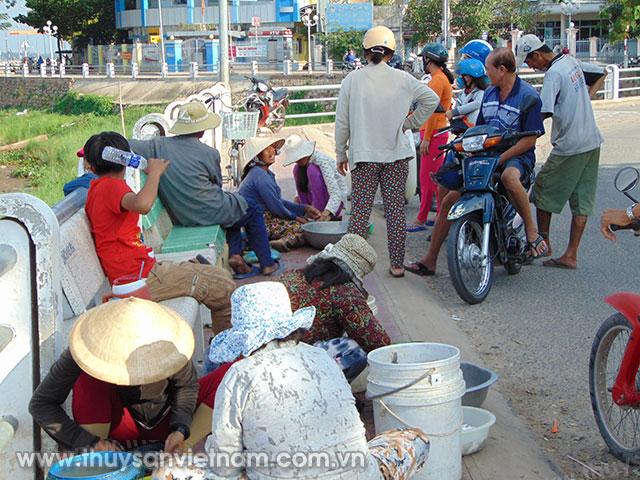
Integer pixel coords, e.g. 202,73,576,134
389,266,405,278
269,238,290,253
262,264,280,275
229,254,251,275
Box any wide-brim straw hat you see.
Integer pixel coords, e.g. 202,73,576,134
279,134,317,166
69,297,195,386
209,282,315,364
307,233,377,290
241,137,286,171
168,101,222,136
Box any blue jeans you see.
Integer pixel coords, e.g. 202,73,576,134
226,200,275,268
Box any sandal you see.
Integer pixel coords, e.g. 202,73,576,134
526,234,549,260
404,262,435,276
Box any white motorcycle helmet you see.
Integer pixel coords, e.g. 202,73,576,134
362,25,396,52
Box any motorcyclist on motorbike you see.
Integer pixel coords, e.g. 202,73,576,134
405,48,547,276
446,58,488,128
459,39,493,64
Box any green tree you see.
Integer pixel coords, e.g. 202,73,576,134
317,28,366,62
13,0,127,49
2,0,16,30
599,0,640,42
405,0,544,45
0,13,11,30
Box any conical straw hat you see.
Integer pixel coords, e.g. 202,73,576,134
69,297,195,386
241,137,286,171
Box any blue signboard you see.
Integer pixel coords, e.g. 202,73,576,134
326,3,373,32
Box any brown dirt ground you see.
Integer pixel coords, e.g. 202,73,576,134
0,164,29,194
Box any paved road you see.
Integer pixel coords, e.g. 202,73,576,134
403,100,640,478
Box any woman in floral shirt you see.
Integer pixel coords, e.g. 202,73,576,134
279,234,390,352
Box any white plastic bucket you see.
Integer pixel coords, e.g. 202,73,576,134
366,295,378,316
367,343,466,480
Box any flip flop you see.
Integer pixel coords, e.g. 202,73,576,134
243,249,282,264
263,261,286,277
526,234,549,260
407,224,427,232
542,258,577,270
232,265,262,279
404,261,435,276
425,219,435,226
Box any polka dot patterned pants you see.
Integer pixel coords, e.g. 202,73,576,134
348,160,409,269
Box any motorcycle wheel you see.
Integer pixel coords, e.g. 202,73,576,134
268,104,286,132
447,212,493,304
589,313,640,464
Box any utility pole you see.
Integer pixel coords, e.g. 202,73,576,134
442,0,450,48
219,0,230,83
158,0,167,67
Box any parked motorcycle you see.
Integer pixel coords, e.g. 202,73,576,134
342,56,363,74
438,95,541,304
589,166,640,465
244,76,289,132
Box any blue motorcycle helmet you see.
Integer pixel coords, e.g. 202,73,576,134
455,58,486,78
431,151,463,191
455,58,487,89
459,39,493,64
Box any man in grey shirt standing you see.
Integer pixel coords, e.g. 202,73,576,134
129,102,279,277
517,35,604,270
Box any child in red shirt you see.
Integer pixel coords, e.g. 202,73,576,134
84,131,235,332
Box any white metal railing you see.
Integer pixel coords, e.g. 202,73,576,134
281,68,639,121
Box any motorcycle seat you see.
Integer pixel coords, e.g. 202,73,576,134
272,89,288,102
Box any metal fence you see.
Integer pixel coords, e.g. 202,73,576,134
283,67,640,120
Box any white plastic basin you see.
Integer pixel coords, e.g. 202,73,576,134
461,406,496,456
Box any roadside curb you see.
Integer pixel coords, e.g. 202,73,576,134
366,208,561,480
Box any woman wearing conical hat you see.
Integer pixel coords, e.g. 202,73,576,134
238,137,323,253
29,298,230,453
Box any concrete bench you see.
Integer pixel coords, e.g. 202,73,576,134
56,188,206,365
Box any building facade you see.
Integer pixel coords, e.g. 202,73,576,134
114,0,308,67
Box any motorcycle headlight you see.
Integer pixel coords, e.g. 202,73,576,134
257,82,269,93
462,134,488,152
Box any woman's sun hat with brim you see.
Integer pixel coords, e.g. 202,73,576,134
279,134,317,167
168,101,222,136
69,297,195,386
208,282,316,364
307,233,377,291
241,137,286,171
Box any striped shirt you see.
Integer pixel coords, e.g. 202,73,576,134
476,76,545,164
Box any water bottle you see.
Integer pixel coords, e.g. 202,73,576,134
102,146,148,169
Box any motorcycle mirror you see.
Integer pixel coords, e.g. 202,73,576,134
614,167,640,198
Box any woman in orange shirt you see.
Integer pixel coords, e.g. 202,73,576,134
407,43,454,231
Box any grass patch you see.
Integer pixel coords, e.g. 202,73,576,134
53,91,115,116
0,150,24,165
0,103,164,205
285,90,336,127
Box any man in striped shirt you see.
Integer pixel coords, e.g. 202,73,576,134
477,47,547,259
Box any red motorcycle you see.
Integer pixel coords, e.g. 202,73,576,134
244,76,289,132
589,167,640,464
